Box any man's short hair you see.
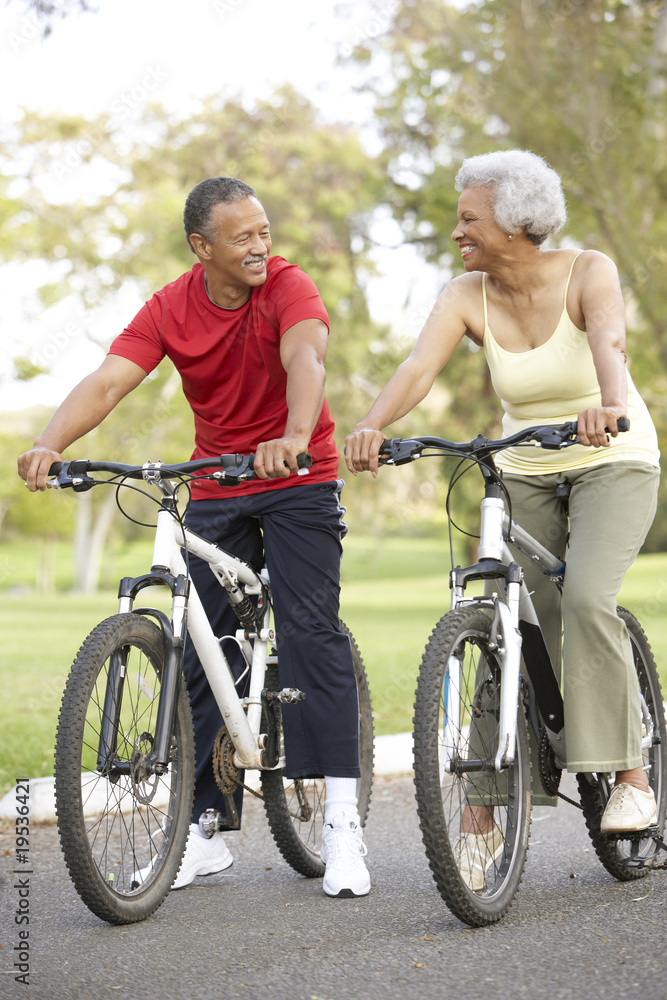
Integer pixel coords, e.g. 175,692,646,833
184,177,257,252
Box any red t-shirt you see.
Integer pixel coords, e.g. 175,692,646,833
108,256,340,500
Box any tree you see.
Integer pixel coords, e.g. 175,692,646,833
349,0,667,548
2,87,393,584
5,0,94,38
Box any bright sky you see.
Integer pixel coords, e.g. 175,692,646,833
0,0,444,411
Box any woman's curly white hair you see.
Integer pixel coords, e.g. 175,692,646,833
455,149,567,245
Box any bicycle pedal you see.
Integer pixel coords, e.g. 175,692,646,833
198,808,225,837
264,687,306,704
610,826,663,869
605,824,660,842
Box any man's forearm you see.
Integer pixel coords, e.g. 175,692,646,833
19,355,148,490
283,353,326,444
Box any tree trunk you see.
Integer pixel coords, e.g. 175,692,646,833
36,537,56,594
73,488,118,593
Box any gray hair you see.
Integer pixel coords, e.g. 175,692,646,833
454,150,566,245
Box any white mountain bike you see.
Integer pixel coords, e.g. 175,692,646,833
49,453,374,924
380,420,666,927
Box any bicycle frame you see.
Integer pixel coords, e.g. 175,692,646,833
115,489,276,773
445,486,568,774
49,453,316,786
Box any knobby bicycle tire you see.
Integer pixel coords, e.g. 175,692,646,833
260,621,374,878
413,606,532,926
55,613,195,924
577,606,667,881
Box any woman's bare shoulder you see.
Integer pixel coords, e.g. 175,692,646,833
571,247,619,276
428,271,485,344
433,270,484,310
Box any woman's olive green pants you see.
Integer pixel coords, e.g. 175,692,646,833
503,460,659,774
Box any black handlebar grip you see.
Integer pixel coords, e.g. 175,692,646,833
246,452,312,469
617,417,630,433
48,462,64,476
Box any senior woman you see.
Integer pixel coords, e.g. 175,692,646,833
346,149,660,881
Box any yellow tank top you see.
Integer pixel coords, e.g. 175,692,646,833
482,254,660,474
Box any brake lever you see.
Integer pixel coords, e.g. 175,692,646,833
47,460,96,492
537,417,630,450
378,438,424,466
534,423,580,450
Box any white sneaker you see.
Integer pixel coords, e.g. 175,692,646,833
133,825,233,890
600,783,657,834
454,826,504,892
320,813,370,898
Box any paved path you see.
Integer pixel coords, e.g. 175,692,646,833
1,773,667,1000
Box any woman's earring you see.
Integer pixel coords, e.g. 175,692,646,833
508,234,513,241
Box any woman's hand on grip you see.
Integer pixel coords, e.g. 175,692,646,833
576,406,626,448
344,427,388,478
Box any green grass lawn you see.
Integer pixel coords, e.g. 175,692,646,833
1,536,666,797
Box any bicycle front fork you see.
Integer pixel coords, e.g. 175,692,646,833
447,571,525,775
491,584,524,770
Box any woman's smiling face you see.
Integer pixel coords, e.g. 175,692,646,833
451,186,508,269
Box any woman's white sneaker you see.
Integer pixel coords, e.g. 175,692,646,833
320,813,370,897
600,783,657,833
454,826,504,892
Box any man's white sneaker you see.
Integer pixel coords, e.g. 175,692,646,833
320,813,370,898
600,783,657,833
133,825,233,890
454,826,504,892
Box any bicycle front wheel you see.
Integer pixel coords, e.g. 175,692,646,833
413,606,532,926
260,621,374,878
55,613,195,924
577,607,667,880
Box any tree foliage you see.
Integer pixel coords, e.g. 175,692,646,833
2,87,395,583
5,0,94,38
6,3,667,569
2,86,387,395
350,0,667,548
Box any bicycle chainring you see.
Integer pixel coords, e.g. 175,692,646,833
538,727,562,797
212,724,242,796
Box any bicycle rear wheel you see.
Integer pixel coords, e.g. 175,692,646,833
413,606,532,926
55,613,195,924
577,607,667,880
260,621,373,878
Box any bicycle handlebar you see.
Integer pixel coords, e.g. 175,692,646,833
47,452,313,491
378,418,630,466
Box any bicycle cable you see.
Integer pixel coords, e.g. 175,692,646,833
408,447,515,567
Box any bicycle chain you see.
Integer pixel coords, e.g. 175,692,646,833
555,789,584,810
